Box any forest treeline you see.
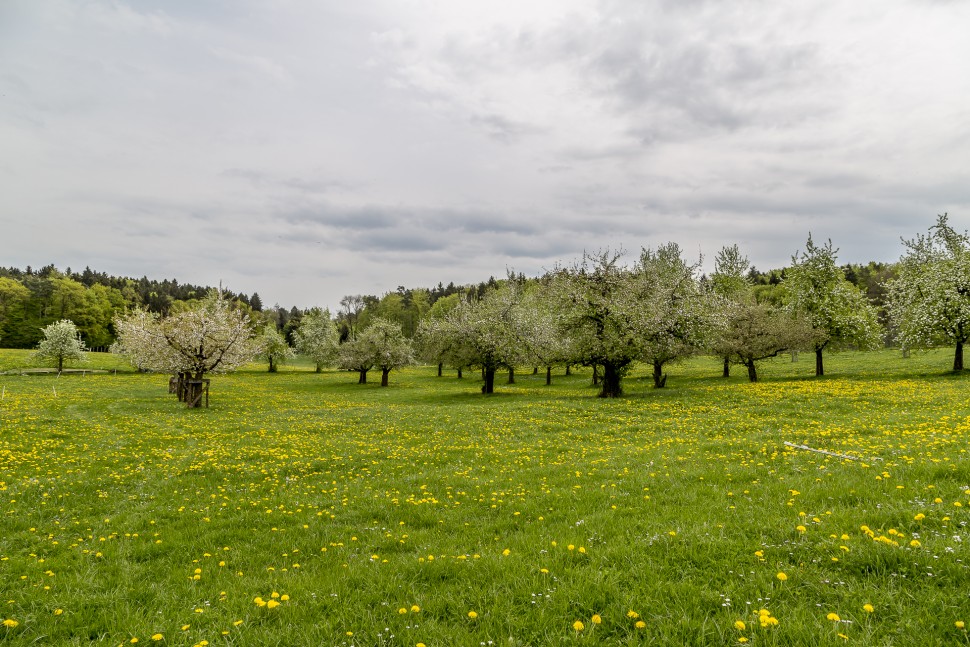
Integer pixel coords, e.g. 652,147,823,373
0,259,894,350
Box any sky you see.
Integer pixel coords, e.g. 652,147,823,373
2,0,970,310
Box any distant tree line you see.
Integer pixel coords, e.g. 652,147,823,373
10,216,970,399
0,264,266,348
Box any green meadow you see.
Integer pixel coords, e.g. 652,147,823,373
1,349,969,646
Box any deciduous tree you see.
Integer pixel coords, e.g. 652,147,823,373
637,243,713,388
887,214,970,370
33,319,87,372
784,235,883,376
113,292,260,406
551,251,642,397
260,327,294,373
293,308,339,372
718,302,814,382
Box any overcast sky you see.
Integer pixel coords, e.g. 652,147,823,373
2,0,969,309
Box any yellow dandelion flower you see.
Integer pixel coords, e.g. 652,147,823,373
957,621,966,629
266,600,280,609
863,604,874,613
411,605,421,613
591,614,602,625
776,572,787,581
254,597,266,607
734,620,746,630
3,619,19,628
280,594,289,601
53,609,63,616
573,621,584,632
827,613,841,622
502,548,511,556
627,610,639,619
151,634,164,642
635,620,646,629
468,611,478,619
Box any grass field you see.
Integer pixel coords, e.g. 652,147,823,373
2,348,970,646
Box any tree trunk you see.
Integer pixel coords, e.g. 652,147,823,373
482,367,495,394
507,367,515,384
955,341,964,371
533,366,538,375
546,366,552,386
58,355,64,372
746,361,758,383
437,362,443,377
652,361,667,388
815,348,824,377
315,362,323,374
358,368,367,384
592,364,599,386
599,363,622,398
381,368,390,387
722,357,730,378
457,367,463,379
269,356,276,373
565,364,571,376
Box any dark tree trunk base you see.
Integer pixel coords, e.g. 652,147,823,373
722,357,730,378
381,368,390,387
507,367,515,384
815,348,824,377
358,369,368,384
546,366,552,386
482,368,495,394
652,361,667,388
955,341,964,371
437,362,443,377
746,361,758,383
599,363,622,398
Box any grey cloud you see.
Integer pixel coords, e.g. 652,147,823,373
469,112,541,143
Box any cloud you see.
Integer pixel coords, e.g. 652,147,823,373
2,0,970,310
